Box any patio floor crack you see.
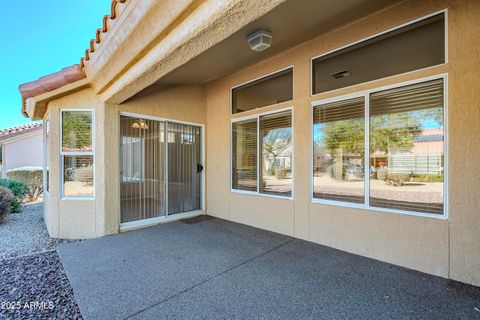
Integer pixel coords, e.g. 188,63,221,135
124,237,295,319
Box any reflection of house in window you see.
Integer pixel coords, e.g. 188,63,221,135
371,129,444,176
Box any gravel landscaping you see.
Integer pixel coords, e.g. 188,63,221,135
0,201,77,260
0,201,83,319
0,251,82,319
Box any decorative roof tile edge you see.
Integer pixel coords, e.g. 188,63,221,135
18,0,129,118
0,123,42,142
80,0,128,67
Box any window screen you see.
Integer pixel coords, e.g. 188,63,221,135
312,13,445,94
232,68,293,114
62,111,93,152
313,97,365,203
232,119,258,191
61,110,94,198
259,111,292,196
369,79,444,214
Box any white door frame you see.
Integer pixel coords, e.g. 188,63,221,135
119,112,205,231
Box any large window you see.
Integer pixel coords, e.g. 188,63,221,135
232,68,293,114
313,77,445,216
312,12,445,94
232,109,292,197
313,97,365,203
61,110,94,198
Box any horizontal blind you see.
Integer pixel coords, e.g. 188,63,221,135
314,97,364,123
312,97,365,204
259,110,292,196
370,79,444,116
232,119,257,191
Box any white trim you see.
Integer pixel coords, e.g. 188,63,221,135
310,9,448,97
311,199,448,220
119,111,204,127
43,115,50,195
119,210,204,232
230,65,294,116
230,107,294,200
310,74,448,219
60,109,95,199
364,94,370,207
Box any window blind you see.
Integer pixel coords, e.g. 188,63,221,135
369,79,444,215
232,119,258,191
313,97,365,204
259,111,292,196
370,79,444,116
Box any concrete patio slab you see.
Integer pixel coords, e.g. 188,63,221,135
58,216,480,320
57,216,292,320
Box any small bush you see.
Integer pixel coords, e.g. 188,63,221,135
0,178,28,213
0,186,13,222
274,168,290,180
6,166,43,202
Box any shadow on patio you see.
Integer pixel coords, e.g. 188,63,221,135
57,216,480,320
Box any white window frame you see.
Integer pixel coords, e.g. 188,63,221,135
60,109,95,200
310,74,448,220
310,9,448,97
43,114,50,195
230,106,294,200
230,65,294,116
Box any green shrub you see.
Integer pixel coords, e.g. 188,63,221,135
274,168,290,180
0,179,28,213
0,186,13,222
411,174,443,183
6,166,43,202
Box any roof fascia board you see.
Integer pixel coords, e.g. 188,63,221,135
26,79,90,120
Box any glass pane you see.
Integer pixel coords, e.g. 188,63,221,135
369,79,444,214
232,119,257,191
62,111,93,152
63,155,94,198
167,123,202,215
313,97,365,203
259,111,292,196
232,68,293,114
312,13,444,94
120,116,166,223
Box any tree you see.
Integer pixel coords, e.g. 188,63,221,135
262,128,291,174
318,112,424,156
62,112,92,151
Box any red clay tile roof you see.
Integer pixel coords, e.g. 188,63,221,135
18,65,86,117
0,123,42,142
18,0,129,118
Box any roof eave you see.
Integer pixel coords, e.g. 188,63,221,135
25,78,90,120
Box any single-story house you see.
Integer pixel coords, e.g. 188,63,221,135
18,0,480,287
0,123,43,177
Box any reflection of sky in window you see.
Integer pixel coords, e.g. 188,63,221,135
313,108,442,145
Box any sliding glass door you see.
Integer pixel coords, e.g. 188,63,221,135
120,115,202,224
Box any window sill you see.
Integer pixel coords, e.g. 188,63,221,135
60,197,95,201
230,189,293,200
310,198,447,220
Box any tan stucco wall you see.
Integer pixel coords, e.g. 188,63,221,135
40,0,479,286
103,85,207,234
43,87,105,239
205,0,480,286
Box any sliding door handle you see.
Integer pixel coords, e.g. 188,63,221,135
197,163,204,173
